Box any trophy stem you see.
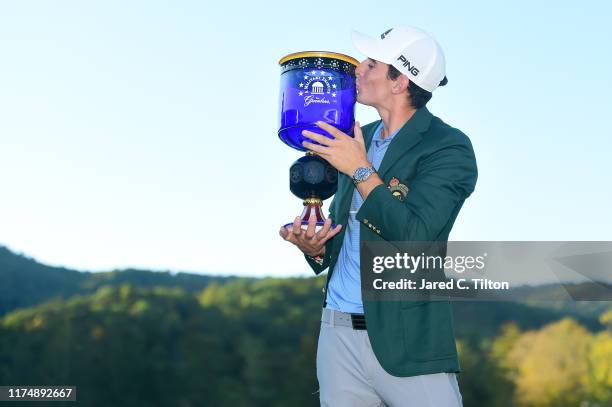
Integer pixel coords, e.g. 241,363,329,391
300,196,324,222
283,195,336,232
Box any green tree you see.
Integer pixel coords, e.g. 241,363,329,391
582,312,612,405
505,318,591,407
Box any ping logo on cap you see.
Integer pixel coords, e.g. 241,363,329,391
397,55,420,76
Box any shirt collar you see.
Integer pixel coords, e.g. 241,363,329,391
372,121,400,146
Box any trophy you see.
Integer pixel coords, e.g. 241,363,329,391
278,51,359,231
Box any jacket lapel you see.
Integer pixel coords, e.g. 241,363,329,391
376,107,433,179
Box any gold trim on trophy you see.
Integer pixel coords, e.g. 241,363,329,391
278,51,360,67
303,197,323,206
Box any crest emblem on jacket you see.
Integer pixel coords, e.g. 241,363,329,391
388,177,409,201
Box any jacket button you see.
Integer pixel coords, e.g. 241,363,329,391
322,287,326,293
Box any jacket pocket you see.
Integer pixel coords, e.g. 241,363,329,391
400,300,429,309
400,301,457,362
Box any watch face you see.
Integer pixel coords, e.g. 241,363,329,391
354,167,374,182
355,167,367,181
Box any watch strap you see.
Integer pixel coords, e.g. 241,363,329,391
352,166,376,184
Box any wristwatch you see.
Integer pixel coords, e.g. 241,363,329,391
352,166,376,184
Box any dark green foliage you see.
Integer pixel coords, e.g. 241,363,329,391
0,246,84,315
0,278,325,407
0,245,241,317
451,300,602,340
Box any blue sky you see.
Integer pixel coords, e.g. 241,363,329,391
0,1,610,276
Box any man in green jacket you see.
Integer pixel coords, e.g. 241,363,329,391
280,26,477,406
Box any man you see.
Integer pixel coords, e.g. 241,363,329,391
279,26,477,406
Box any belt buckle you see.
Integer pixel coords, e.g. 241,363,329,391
350,314,366,330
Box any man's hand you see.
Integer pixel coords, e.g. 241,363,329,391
302,121,370,177
279,213,342,257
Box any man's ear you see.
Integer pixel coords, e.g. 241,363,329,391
392,75,410,95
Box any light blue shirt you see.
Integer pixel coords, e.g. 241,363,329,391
325,121,400,314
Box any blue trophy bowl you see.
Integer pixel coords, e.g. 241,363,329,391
278,51,358,151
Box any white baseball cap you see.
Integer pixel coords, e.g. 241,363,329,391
351,26,447,92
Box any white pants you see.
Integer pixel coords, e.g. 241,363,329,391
316,310,463,407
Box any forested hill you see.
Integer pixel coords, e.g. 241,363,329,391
0,245,242,317
1,245,610,406
0,277,609,406
0,244,605,331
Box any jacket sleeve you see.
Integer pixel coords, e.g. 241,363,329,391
356,135,478,242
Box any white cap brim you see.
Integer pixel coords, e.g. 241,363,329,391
351,30,393,64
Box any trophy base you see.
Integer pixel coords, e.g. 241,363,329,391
282,197,336,233
283,220,329,233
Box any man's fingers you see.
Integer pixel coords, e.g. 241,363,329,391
291,216,302,236
305,212,317,239
328,224,343,238
320,224,343,244
302,130,335,146
316,218,332,238
301,141,330,155
280,226,298,245
316,121,346,139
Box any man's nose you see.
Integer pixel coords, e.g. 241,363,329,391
355,59,368,77
355,64,364,78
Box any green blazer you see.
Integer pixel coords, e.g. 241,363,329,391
305,106,478,377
